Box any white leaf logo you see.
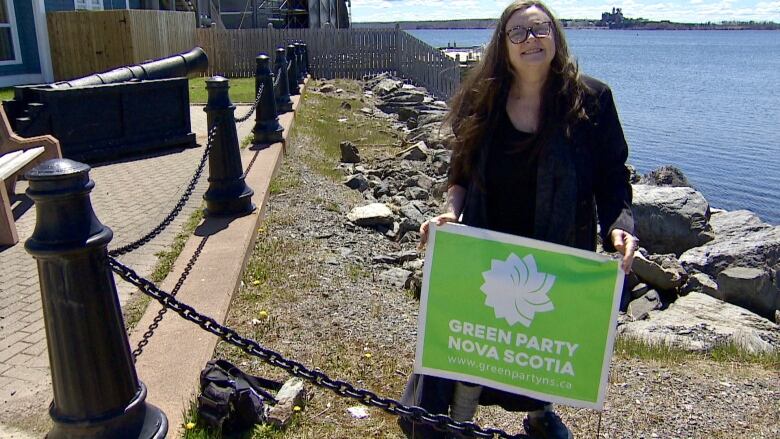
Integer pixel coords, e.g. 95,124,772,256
480,253,556,327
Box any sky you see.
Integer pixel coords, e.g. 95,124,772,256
350,0,780,23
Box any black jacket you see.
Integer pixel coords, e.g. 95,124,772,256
460,75,633,251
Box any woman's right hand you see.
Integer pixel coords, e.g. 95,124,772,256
418,212,459,250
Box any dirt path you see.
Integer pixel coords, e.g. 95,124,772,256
214,120,779,438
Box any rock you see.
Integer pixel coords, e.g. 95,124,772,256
627,290,661,321
400,141,429,161
394,250,419,263
680,225,780,280
631,283,650,300
384,89,426,104
347,203,394,227
709,210,771,241
320,84,335,93
344,174,369,192
631,184,715,255
618,292,779,353
632,253,687,291
397,107,420,122
340,141,361,163
405,187,429,200
379,268,413,288
626,164,640,183
371,78,402,96
372,180,390,198
417,112,446,127
399,204,426,229
335,88,344,93
681,272,720,299
267,378,306,427
717,266,779,320
640,165,692,187
403,258,425,271
340,101,352,110
360,107,373,115
373,254,398,264
415,174,435,191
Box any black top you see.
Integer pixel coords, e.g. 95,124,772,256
484,111,538,237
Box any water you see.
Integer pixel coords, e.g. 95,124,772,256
408,29,780,225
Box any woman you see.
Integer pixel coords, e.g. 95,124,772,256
404,1,638,438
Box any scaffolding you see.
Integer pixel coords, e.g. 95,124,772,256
218,0,349,29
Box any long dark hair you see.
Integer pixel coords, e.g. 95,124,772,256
446,1,591,187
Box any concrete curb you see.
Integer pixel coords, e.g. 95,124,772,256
131,80,309,437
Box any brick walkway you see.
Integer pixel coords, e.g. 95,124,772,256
0,105,254,434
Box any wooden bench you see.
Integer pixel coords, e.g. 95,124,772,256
1,106,61,246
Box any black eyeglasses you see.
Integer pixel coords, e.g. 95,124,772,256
505,21,553,44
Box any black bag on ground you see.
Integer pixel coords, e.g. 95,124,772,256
197,359,283,432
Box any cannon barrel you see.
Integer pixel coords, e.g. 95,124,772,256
52,47,208,89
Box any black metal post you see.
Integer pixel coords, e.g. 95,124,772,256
253,55,284,144
294,43,305,84
24,159,167,439
301,43,310,77
286,45,300,96
274,48,294,113
203,77,256,217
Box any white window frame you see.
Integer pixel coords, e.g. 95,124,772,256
0,0,23,66
75,0,104,11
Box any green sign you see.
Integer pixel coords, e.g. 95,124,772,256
415,223,624,409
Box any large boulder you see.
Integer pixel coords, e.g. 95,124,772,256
631,184,715,255
680,226,780,279
717,266,779,320
709,209,771,241
618,292,779,354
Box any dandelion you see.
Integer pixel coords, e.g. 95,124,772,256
252,280,261,286
363,353,372,359
185,422,196,430
259,310,269,318
293,406,302,412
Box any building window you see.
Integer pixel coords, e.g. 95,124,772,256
0,0,22,64
75,0,104,10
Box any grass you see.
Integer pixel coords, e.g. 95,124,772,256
614,335,780,368
122,207,205,331
151,207,205,282
287,79,400,181
189,77,258,104
0,87,14,101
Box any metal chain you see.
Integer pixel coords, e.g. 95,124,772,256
273,66,283,89
131,235,210,360
109,257,528,439
109,124,218,257
234,84,264,124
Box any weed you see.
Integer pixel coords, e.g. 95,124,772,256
614,335,780,367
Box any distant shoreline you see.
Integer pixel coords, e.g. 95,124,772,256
353,19,780,31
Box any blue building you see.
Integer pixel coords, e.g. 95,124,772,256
0,0,190,87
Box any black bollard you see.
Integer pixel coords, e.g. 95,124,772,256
203,77,256,216
253,55,284,144
24,159,167,439
274,48,294,113
301,43,310,77
294,43,305,83
286,44,300,96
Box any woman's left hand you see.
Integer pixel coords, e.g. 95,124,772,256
610,229,639,273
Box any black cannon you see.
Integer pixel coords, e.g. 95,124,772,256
4,47,209,163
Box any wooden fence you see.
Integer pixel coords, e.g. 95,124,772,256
47,10,196,81
195,28,461,100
